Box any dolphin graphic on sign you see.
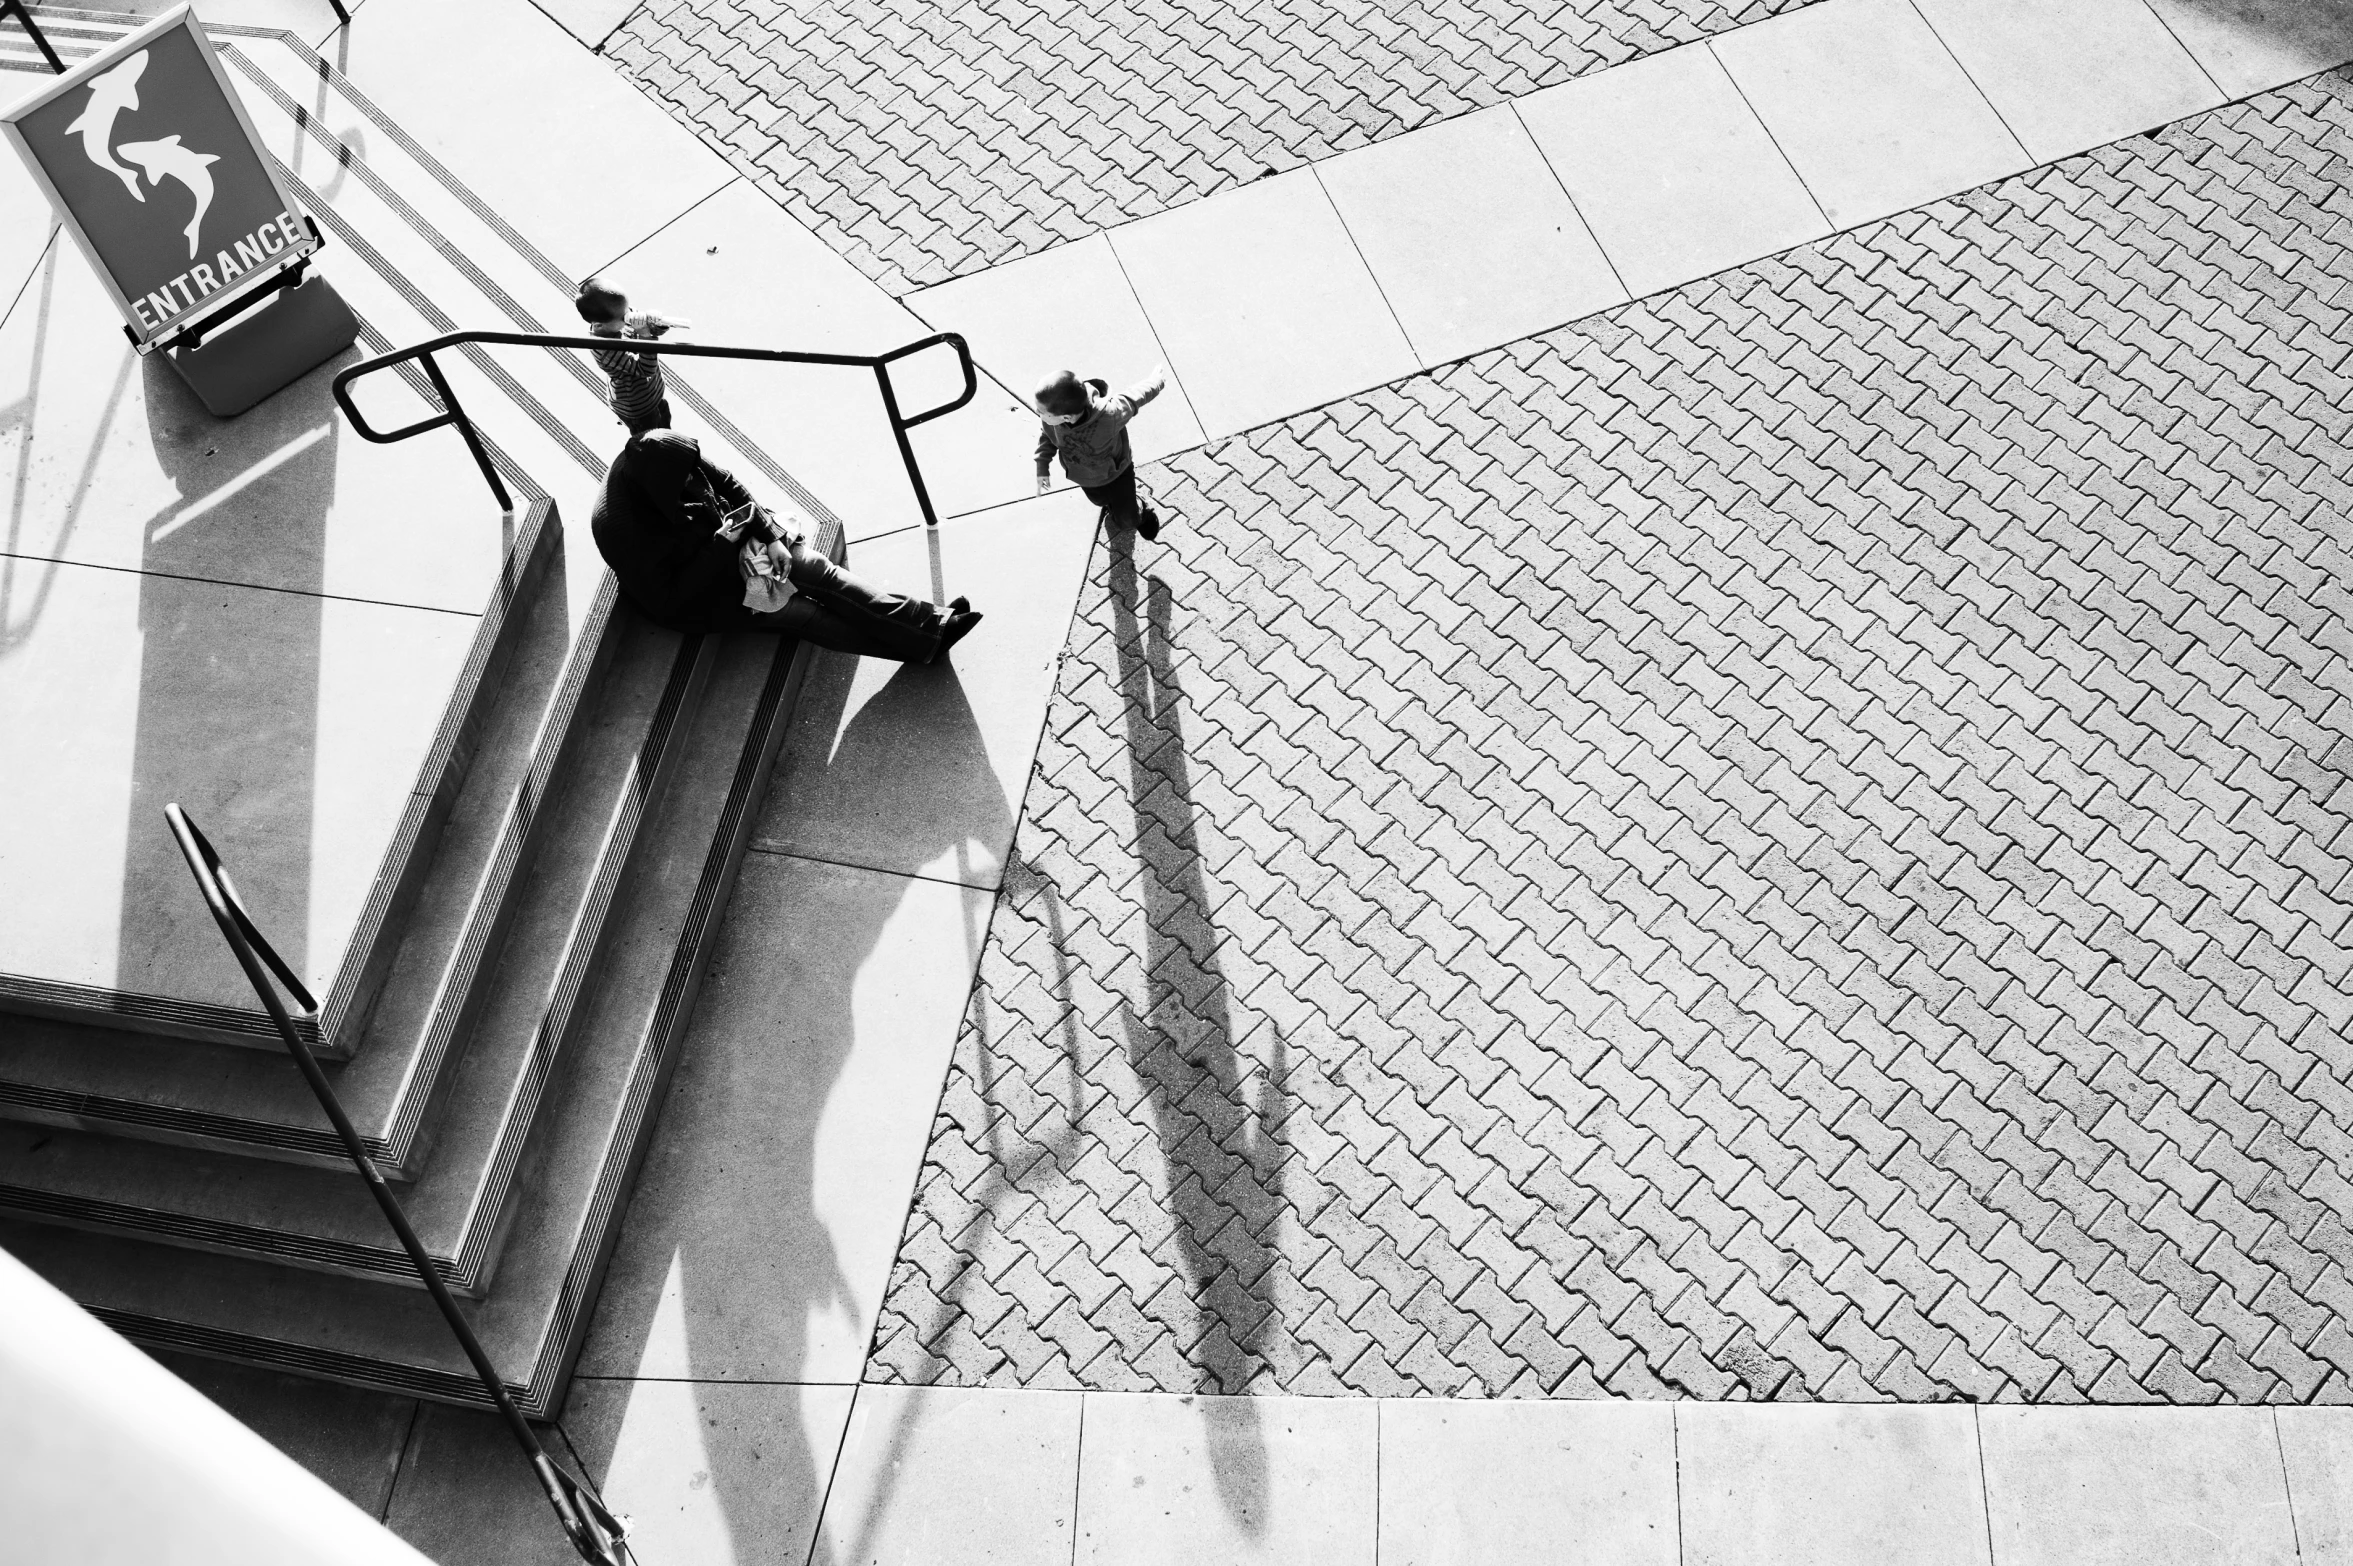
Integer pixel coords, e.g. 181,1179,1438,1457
62,51,148,202
116,135,219,260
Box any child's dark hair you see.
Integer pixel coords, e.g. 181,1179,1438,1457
1035,369,1089,414
574,275,626,323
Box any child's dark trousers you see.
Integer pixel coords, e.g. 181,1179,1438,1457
1081,467,1152,529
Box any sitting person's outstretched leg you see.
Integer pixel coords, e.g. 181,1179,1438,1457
749,542,982,663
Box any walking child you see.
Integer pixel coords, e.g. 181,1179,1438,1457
576,275,682,434
1033,364,1168,539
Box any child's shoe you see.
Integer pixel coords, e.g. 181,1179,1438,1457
1136,506,1162,542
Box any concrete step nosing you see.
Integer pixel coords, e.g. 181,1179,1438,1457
0,608,718,1296
223,29,854,539
438,626,720,1297
0,554,603,1173
0,495,560,1057
375,574,628,1179
7,632,818,1416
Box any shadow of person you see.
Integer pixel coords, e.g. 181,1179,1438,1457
569,638,1013,1566
2158,0,2353,59
762,642,1015,883
1102,528,1289,1533
117,349,344,1002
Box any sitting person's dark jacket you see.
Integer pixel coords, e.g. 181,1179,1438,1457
590,430,765,634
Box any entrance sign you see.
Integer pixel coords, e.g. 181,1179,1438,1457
4,5,322,350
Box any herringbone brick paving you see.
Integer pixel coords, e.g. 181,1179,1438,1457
605,0,1819,293
872,77,2353,1401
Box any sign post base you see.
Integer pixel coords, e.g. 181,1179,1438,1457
165,273,359,418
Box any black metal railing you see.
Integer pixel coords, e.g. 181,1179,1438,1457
164,804,632,1566
331,329,978,525
1,0,64,71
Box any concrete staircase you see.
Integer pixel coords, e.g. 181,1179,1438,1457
0,13,855,1415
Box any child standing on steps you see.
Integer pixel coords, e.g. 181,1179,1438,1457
1033,364,1168,539
576,275,681,435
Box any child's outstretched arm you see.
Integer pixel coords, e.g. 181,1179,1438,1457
1035,424,1056,494
1094,364,1168,432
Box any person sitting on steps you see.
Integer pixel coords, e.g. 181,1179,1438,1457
592,429,981,664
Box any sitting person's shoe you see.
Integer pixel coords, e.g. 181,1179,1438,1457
928,608,983,664
1135,507,1162,541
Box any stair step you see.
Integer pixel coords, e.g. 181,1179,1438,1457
220,27,853,550
0,625,814,1416
0,607,714,1292
0,7,131,72
0,41,563,1055
0,556,614,1172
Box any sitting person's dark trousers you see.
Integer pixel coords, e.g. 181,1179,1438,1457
590,431,978,661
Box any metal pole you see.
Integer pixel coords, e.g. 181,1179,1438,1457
418,351,514,513
874,362,941,528
2,0,65,72
163,804,627,1565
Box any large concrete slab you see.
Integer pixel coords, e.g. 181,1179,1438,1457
1514,42,1829,298
1315,105,1627,366
751,490,1095,888
0,144,55,328
1713,0,2033,230
1108,168,1421,440
0,205,557,1049
0,554,475,1012
1915,0,2223,163
1378,1399,1677,1566
907,233,1209,467
218,25,843,629
1075,1393,1377,1566
2280,1410,2353,1566
334,0,731,281
0,630,809,1417
819,1386,1084,1566
387,1381,856,1566
1677,1404,1990,1566
596,177,1041,537
1979,1407,2297,1566
576,856,993,1384
522,0,640,49
0,515,577,1163
1,245,497,609
0,611,709,1292
2142,0,2353,99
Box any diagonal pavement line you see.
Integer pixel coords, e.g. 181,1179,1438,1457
1705,37,1836,233
1309,164,1428,371
1901,0,2036,168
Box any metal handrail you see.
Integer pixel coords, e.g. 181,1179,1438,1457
1,0,64,72
163,804,632,1566
330,328,979,525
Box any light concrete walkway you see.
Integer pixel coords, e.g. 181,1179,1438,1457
754,1386,2353,1566
2,0,1097,1554
909,0,2353,449
12,1,2353,1562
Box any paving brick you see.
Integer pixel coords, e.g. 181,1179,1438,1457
869,76,2353,1404
608,0,1824,292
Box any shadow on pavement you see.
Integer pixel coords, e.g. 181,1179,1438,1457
549,639,1009,1566
1106,528,1289,1529
2159,0,2353,55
